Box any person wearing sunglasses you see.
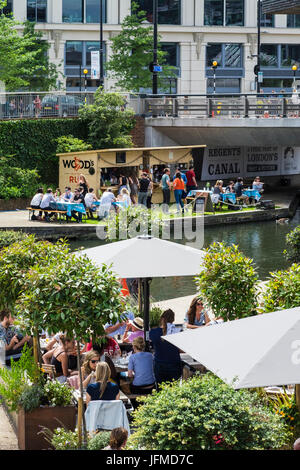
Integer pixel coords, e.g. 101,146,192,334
81,350,101,389
184,297,211,329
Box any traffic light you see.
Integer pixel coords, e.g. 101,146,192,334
254,65,260,76
149,62,154,73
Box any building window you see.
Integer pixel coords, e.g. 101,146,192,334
66,41,83,66
206,43,242,68
86,0,106,23
204,0,244,27
287,15,300,28
281,45,300,68
260,13,274,27
1,0,13,15
260,44,278,67
27,0,47,22
63,0,106,23
133,0,181,25
63,0,83,22
65,41,106,90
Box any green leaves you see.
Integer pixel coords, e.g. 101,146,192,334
261,263,300,313
127,374,291,450
78,89,135,150
284,226,300,264
195,242,259,322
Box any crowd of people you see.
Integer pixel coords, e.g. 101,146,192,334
211,176,264,208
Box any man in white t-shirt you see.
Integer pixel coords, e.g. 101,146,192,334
40,188,56,221
30,188,44,218
85,188,99,219
99,189,116,219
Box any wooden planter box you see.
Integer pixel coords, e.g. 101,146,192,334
17,405,77,450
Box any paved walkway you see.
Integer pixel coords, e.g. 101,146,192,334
0,405,18,450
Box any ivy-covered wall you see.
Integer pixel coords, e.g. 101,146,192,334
0,119,88,184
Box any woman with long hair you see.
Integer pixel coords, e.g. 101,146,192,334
149,309,182,385
79,174,89,196
185,297,210,329
42,335,76,382
81,350,101,388
128,336,155,398
86,362,120,405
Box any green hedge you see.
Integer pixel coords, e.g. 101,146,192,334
0,119,87,184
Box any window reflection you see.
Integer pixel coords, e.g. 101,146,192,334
63,0,83,23
260,45,278,67
204,0,244,26
27,0,47,22
281,45,300,68
133,0,181,25
287,15,300,28
260,13,274,27
207,43,242,68
86,0,106,23
66,41,83,65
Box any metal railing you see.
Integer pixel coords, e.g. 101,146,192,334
1,91,300,120
142,93,300,119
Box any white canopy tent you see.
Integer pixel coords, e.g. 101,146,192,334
164,307,300,389
78,236,206,345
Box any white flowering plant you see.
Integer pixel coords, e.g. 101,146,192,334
43,379,74,408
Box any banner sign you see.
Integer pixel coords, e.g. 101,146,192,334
202,146,300,180
91,51,100,80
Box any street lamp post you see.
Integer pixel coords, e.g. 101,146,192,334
211,61,218,94
83,68,88,104
292,65,298,90
257,0,262,93
99,0,104,88
152,0,158,95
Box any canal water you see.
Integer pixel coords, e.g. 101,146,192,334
70,210,300,302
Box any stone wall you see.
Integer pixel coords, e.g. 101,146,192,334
0,199,31,211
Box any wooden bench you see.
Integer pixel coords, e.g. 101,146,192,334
27,207,67,224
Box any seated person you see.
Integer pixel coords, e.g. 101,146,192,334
84,188,99,219
0,309,32,359
234,178,249,204
184,297,211,329
86,362,120,405
54,188,61,200
69,350,100,390
252,176,264,193
63,186,73,202
42,335,76,383
71,188,85,223
40,188,56,221
211,180,224,208
128,336,155,397
99,189,116,219
30,188,44,218
104,310,135,338
122,317,144,343
225,181,235,193
104,427,128,451
87,335,121,358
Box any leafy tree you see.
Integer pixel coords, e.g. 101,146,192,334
127,374,291,450
19,21,59,91
261,263,300,313
78,88,135,149
0,155,40,199
0,4,58,91
56,135,92,154
284,226,300,264
15,252,125,446
195,242,259,322
106,2,176,92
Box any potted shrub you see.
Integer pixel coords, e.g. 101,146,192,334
0,347,76,450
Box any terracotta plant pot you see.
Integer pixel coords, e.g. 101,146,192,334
17,405,77,450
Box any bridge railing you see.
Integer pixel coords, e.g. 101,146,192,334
142,94,300,119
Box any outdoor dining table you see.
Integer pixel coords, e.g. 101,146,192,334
242,189,261,201
221,192,236,204
50,201,86,217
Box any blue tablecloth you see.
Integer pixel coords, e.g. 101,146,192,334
221,193,236,204
187,189,212,197
50,201,86,217
242,189,261,201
